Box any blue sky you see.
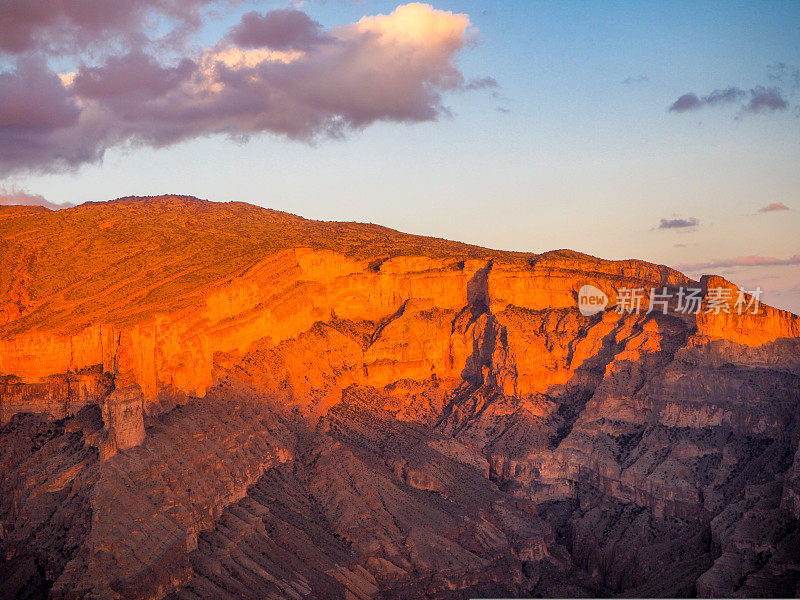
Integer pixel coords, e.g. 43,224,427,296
2,1,799,311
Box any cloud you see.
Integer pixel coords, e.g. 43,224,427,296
0,3,483,175
227,9,333,50
668,85,788,115
657,217,699,229
680,254,800,271
743,86,788,112
758,202,790,213
0,187,73,210
0,0,214,55
465,76,497,90
767,62,787,81
622,75,648,85
73,51,196,103
668,93,701,113
704,87,746,106
669,87,745,112
767,62,800,88
0,57,94,172
0,56,80,130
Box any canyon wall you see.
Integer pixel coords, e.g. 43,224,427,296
1,197,799,599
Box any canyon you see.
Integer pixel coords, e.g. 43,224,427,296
1,195,799,599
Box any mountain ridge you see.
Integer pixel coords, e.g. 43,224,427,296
1,194,798,599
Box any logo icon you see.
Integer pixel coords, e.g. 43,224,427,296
577,284,608,316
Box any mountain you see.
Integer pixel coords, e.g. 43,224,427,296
1,195,799,599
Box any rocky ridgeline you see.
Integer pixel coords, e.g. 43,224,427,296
0,196,798,598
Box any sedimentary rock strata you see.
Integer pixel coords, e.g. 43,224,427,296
1,196,798,598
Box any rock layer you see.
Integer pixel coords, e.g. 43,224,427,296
1,196,799,599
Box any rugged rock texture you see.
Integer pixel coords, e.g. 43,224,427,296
1,195,799,598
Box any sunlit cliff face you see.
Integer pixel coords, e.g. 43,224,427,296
1,196,797,414
1,197,799,599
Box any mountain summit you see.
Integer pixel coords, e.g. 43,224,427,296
1,196,799,598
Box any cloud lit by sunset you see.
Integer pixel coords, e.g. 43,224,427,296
0,4,478,175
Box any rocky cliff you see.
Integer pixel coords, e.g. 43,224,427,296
1,196,798,599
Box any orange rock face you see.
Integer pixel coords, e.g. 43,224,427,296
2,199,796,412
1,196,799,599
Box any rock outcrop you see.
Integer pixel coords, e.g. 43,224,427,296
1,196,798,599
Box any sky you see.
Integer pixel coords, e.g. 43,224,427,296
1,0,799,313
